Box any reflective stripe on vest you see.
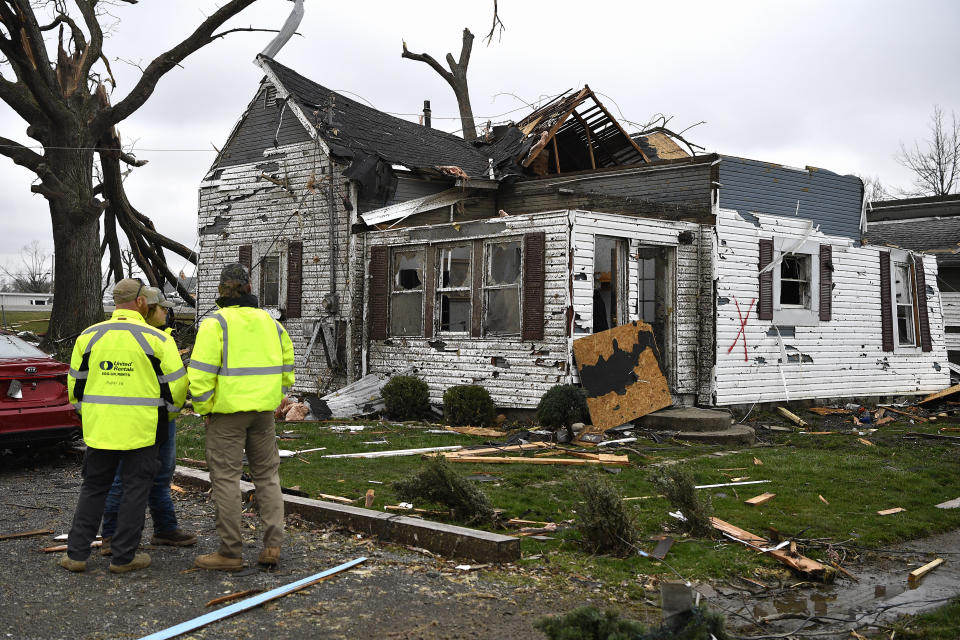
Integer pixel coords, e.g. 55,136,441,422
79,395,165,407
69,368,88,379
158,368,187,384
209,313,286,377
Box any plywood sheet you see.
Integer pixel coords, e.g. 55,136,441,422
573,321,671,432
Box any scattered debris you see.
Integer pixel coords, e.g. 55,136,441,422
908,557,945,583
317,493,354,505
278,446,327,459
137,557,367,640
440,443,550,458
753,457,763,465
40,540,102,553
443,426,507,437
880,406,929,423
744,492,776,506
321,372,393,418
919,383,960,404
650,535,674,560
393,457,496,524
807,407,849,416
694,480,770,490
205,589,263,607
323,445,463,459
906,431,960,442
819,495,830,505
364,489,375,508
711,517,825,576
877,507,906,516
935,497,960,509
572,321,671,433
776,407,807,428
857,438,875,446
446,454,628,466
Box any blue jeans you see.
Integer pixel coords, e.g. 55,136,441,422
101,421,178,537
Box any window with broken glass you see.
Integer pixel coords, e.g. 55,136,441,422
437,245,472,333
390,249,423,336
259,255,281,307
779,255,811,308
894,261,917,346
484,240,521,335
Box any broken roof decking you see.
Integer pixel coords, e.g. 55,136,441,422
516,86,650,171
258,57,505,178
866,195,960,265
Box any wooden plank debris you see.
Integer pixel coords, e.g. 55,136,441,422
919,383,960,405
881,406,929,423
808,407,850,416
0,528,53,541
857,438,875,446
40,540,102,553
776,407,807,428
364,489,375,508
572,321,671,432
829,561,858,581
819,495,830,505
694,480,771,490
440,443,551,458
710,517,825,575
137,557,367,640
908,558,945,583
323,445,463,459
753,457,763,465
446,454,629,467
443,426,507,437
877,507,906,516
205,590,263,608
384,505,451,516
317,494,354,505
744,493,776,506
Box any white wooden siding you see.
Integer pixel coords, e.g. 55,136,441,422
197,140,355,395
714,208,949,405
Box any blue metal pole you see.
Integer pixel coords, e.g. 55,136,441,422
138,556,367,640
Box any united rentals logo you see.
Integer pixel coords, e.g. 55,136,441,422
99,360,134,376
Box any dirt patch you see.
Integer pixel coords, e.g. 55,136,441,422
0,444,596,640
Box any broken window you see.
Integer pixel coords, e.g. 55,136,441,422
779,255,811,307
260,255,280,307
390,249,423,336
484,241,521,335
895,261,917,346
437,245,472,333
594,236,627,332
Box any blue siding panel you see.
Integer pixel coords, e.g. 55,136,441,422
718,155,863,243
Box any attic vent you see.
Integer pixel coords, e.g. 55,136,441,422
263,85,277,107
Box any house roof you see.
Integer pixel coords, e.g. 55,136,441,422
260,57,505,179
865,195,960,264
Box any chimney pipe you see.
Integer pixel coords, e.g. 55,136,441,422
423,100,431,128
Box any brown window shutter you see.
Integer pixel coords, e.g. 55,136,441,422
879,251,894,352
819,244,832,321
286,240,303,318
423,246,435,338
522,232,546,341
471,241,484,337
913,255,933,352
757,239,774,321
369,246,388,340
238,244,252,273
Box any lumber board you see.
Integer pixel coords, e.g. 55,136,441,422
776,407,807,427
919,383,960,405
317,494,354,505
710,517,825,575
882,406,929,423
446,455,629,466
0,528,53,541
808,407,850,416
440,443,551,458
205,589,263,607
744,492,776,506
877,507,906,516
908,558,944,583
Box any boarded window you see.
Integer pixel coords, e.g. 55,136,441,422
780,255,811,307
484,241,521,335
437,245,472,333
390,249,423,336
260,255,280,307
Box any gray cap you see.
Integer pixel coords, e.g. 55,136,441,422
219,263,250,286
143,286,174,308
113,278,144,304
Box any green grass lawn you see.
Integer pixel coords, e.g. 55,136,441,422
0,310,51,334
175,408,960,593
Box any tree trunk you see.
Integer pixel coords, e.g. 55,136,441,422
453,85,477,142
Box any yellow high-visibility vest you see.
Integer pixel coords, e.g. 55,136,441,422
68,310,188,450
188,306,295,414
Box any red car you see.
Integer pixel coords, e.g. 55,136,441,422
0,332,80,445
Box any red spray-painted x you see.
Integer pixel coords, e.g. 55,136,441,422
727,296,755,362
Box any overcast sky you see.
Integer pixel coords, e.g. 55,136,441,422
1,0,959,274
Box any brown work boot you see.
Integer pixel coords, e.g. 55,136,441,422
109,552,151,574
194,552,243,571
59,554,86,573
151,529,198,547
99,536,112,556
258,547,281,566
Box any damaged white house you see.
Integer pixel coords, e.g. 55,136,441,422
194,56,948,410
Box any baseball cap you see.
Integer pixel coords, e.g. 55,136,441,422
113,278,145,304
220,263,250,285
143,286,174,308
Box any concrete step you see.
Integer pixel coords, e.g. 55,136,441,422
675,425,756,446
638,407,733,433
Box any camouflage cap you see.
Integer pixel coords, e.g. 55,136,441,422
142,286,174,308
113,278,145,304
220,262,250,285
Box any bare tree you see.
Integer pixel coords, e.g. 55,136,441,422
1,241,52,293
402,28,478,141
0,0,269,347
896,105,960,197
856,173,891,204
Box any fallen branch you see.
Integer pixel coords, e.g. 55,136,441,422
205,589,263,607
0,528,53,541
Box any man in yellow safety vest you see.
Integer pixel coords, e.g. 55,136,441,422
62,278,188,574
188,263,294,571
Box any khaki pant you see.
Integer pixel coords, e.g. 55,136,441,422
205,411,284,557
